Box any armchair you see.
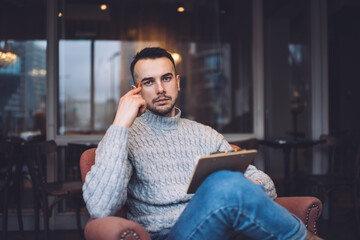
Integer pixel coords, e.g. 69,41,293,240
80,148,322,240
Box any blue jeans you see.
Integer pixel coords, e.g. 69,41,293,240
150,170,307,240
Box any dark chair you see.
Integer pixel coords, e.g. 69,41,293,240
297,134,360,227
0,140,24,239
80,146,323,240
23,140,83,240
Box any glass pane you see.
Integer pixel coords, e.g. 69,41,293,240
0,40,47,213
58,40,91,134
57,0,253,135
264,0,312,140
94,41,121,131
1,0,47,215
0,41,47,139
263,0,312,178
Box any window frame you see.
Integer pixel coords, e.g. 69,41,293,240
48,0,265,146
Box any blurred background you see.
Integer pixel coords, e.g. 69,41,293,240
1,0,360,239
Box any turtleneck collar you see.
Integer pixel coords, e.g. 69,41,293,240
141,107,181,130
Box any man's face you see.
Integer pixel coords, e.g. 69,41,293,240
133,57,180,117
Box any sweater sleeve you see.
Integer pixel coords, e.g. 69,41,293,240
82,125,133,218
244,165,277,199
217,137,277,199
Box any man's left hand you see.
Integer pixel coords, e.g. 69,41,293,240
245,176,260,184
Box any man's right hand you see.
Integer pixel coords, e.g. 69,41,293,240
112,87,146,128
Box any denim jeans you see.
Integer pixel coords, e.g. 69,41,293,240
150,170,307,240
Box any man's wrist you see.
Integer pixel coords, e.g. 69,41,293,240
112,118,131,128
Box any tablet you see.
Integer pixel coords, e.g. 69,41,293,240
186,149,257,194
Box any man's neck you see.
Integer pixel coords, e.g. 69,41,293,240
140,107,180,130
148,107,176,117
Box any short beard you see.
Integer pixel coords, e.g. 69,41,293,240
147,95,178,116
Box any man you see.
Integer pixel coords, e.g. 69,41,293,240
83,47,321,240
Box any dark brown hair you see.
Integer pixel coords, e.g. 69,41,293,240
130,47,176,81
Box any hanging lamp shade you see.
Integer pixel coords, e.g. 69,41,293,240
0,48,18,67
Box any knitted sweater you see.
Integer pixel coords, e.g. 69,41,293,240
82,109,277,233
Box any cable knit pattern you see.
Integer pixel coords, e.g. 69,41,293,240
83,108,277,233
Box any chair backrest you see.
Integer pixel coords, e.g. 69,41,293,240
0,140,14,160
80,148,127,217
354,142,360,181
320,134,356,176
23,140,58,188
0,140,16,191
80,148,96,183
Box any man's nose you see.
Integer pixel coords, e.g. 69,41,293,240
155,81,165,94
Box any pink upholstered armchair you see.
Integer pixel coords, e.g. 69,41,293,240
80,148,322,240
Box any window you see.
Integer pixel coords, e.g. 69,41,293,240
0,0,47,216
263,0,314,175
0,41,47,139
0,0,47,140
56,0,254,137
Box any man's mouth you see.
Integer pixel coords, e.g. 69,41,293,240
153,96,171,105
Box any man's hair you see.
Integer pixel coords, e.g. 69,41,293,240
130,47,176,81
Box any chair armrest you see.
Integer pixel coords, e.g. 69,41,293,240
275,196,322,234
84,216,151,240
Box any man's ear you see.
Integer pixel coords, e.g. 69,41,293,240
176,75,181,91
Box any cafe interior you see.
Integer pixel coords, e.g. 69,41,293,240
1,0,360,239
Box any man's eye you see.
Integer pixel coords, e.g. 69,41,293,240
163,76,172,81
143,81,152,86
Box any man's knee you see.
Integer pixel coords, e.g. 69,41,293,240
198,170,257,199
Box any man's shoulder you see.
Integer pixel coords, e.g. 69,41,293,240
180,117,205,127
179,118,219,133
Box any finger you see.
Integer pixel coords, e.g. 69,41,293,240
137,101,147,117
245,176,259,184
130,84,141,90
124,86,141,96
138,107,146,117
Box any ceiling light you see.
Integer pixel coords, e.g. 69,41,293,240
58,12,63,17
100,4,107,10
0,49,18,68
177,7,185,13
171,53,182,64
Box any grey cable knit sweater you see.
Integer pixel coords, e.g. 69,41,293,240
83,108,277,233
